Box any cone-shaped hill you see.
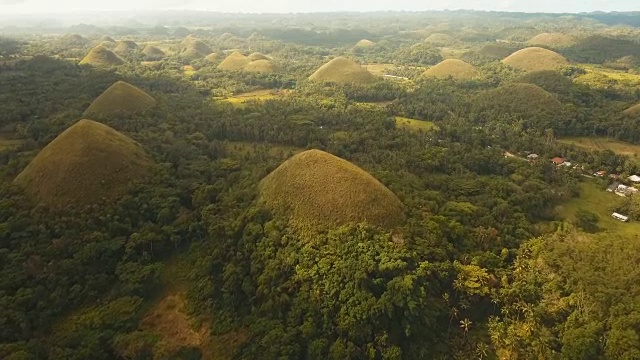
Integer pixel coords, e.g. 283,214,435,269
502,47,569,72
309,57,377,84
422,59,480,80
517,70,574,95
14,119,152,208
84,81,157,117
476,43,515,60
258,150,405,229
424,33,456,46
624,103,640,117
248,52,270,61
473,83,563,124
204,53,219,62
181,38,212,57
99,35,115,43
217,51,251,71
528,33,577,47
245,59,275,73
114,40,138,54
58,34,89,47
79,45,125,67
142,45,166,59
355,39,376,48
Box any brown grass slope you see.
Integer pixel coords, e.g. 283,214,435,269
181,38,212,57
355,39,376,48
114,40,138,54
528,33,577,47
309,57,377,84
204,53,219,62
424,33,456,46
502,47,569,72
79,45,125,67
142,45,166,59
258,149,405,229
14,119,152,207
217,51,251,71
84,81,157,116
99,35,115,43
248,52,270,61
244,59,275,73
422,59,480,80
624,103,640,117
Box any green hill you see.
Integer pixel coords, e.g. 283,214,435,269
474,83,564,126
79,45,125,67
14,119,152,208
517,70,575,95
562,35,640,63
309,57,377,84
258,149,405,229
244,59,275,73
57,33,89,47
422,59,480,80
424,33,456,46
217,51,251,71
528,33,577,47
141,45,165,60
476,43,516,60
248,52,270,61
84,81,157,117
502,47,569,72
204,53,219,62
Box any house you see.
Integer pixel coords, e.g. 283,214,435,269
612,212,629,222
527,153,539,162
561,161,573,167
607,182,620,192
551,157,564,165
629,175,640,183
595,170,606,177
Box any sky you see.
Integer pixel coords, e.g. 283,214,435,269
0,0,638,14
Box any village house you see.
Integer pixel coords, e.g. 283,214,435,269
527,153,539,162
629,175,640,183
551,157,564,165
612,212,630,222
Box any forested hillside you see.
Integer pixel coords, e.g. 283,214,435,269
1,9,640,360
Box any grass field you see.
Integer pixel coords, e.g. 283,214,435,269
0,137,23,152
556,181,640,235
224,141,301,157
214,89,282,107
580,65,640,82
395,116,440,132
559,137,640,157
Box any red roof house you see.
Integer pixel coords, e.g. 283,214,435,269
551,157,565,165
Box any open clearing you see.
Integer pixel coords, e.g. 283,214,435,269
395,116,439,132
556,181,640,235
580,65,640,82
559,137,640,157
214,89,283,107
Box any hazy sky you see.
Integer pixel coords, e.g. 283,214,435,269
0,0,638,14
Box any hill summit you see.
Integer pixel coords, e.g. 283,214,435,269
258,149,405,229
114,40,138,55
624,103,640,117
244,59,275,73
217,51,251,71
14,119,152,208
528,33,577,47
79,45,124,67
84,81,157,117
355,39,376,48
502,47,569,72
309,57,377,84
422,59,480,80
142,45,166,60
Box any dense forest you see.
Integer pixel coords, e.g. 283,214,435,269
1,9,640,360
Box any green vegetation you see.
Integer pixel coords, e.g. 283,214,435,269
14,119,152,208
502,46,569,72
84,81,157,117
422,58,480,80
559,137,640,157
394,116,439,132
79,45,124,67
258,149,406,228
528,32,577,47
424,32,456,46
308,56,378,84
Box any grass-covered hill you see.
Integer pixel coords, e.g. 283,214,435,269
258,149,405,229
244,59,275,73
475,43,517,60
57,33,89,47
204,52,219,62
308,56,377,84
99,35,115,43
141,45,165,60
422,59,480,80
473,83,564,127
84,81,157,117
248,52,270,61
14,119,152,208
624,103,640,117
113,40,138,55
502,47,569,72
78,45,124,67
562,35,640,63
528,33,577,47
217,51,251,71
354,39,376,48
180,37,213,58
424,33,456,46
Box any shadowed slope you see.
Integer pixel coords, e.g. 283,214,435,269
142,45,166,59
14,119,152,208
84,81,157,117
309,57,377,84
259,149,405,229
248,52,270,61
244,59,275,73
